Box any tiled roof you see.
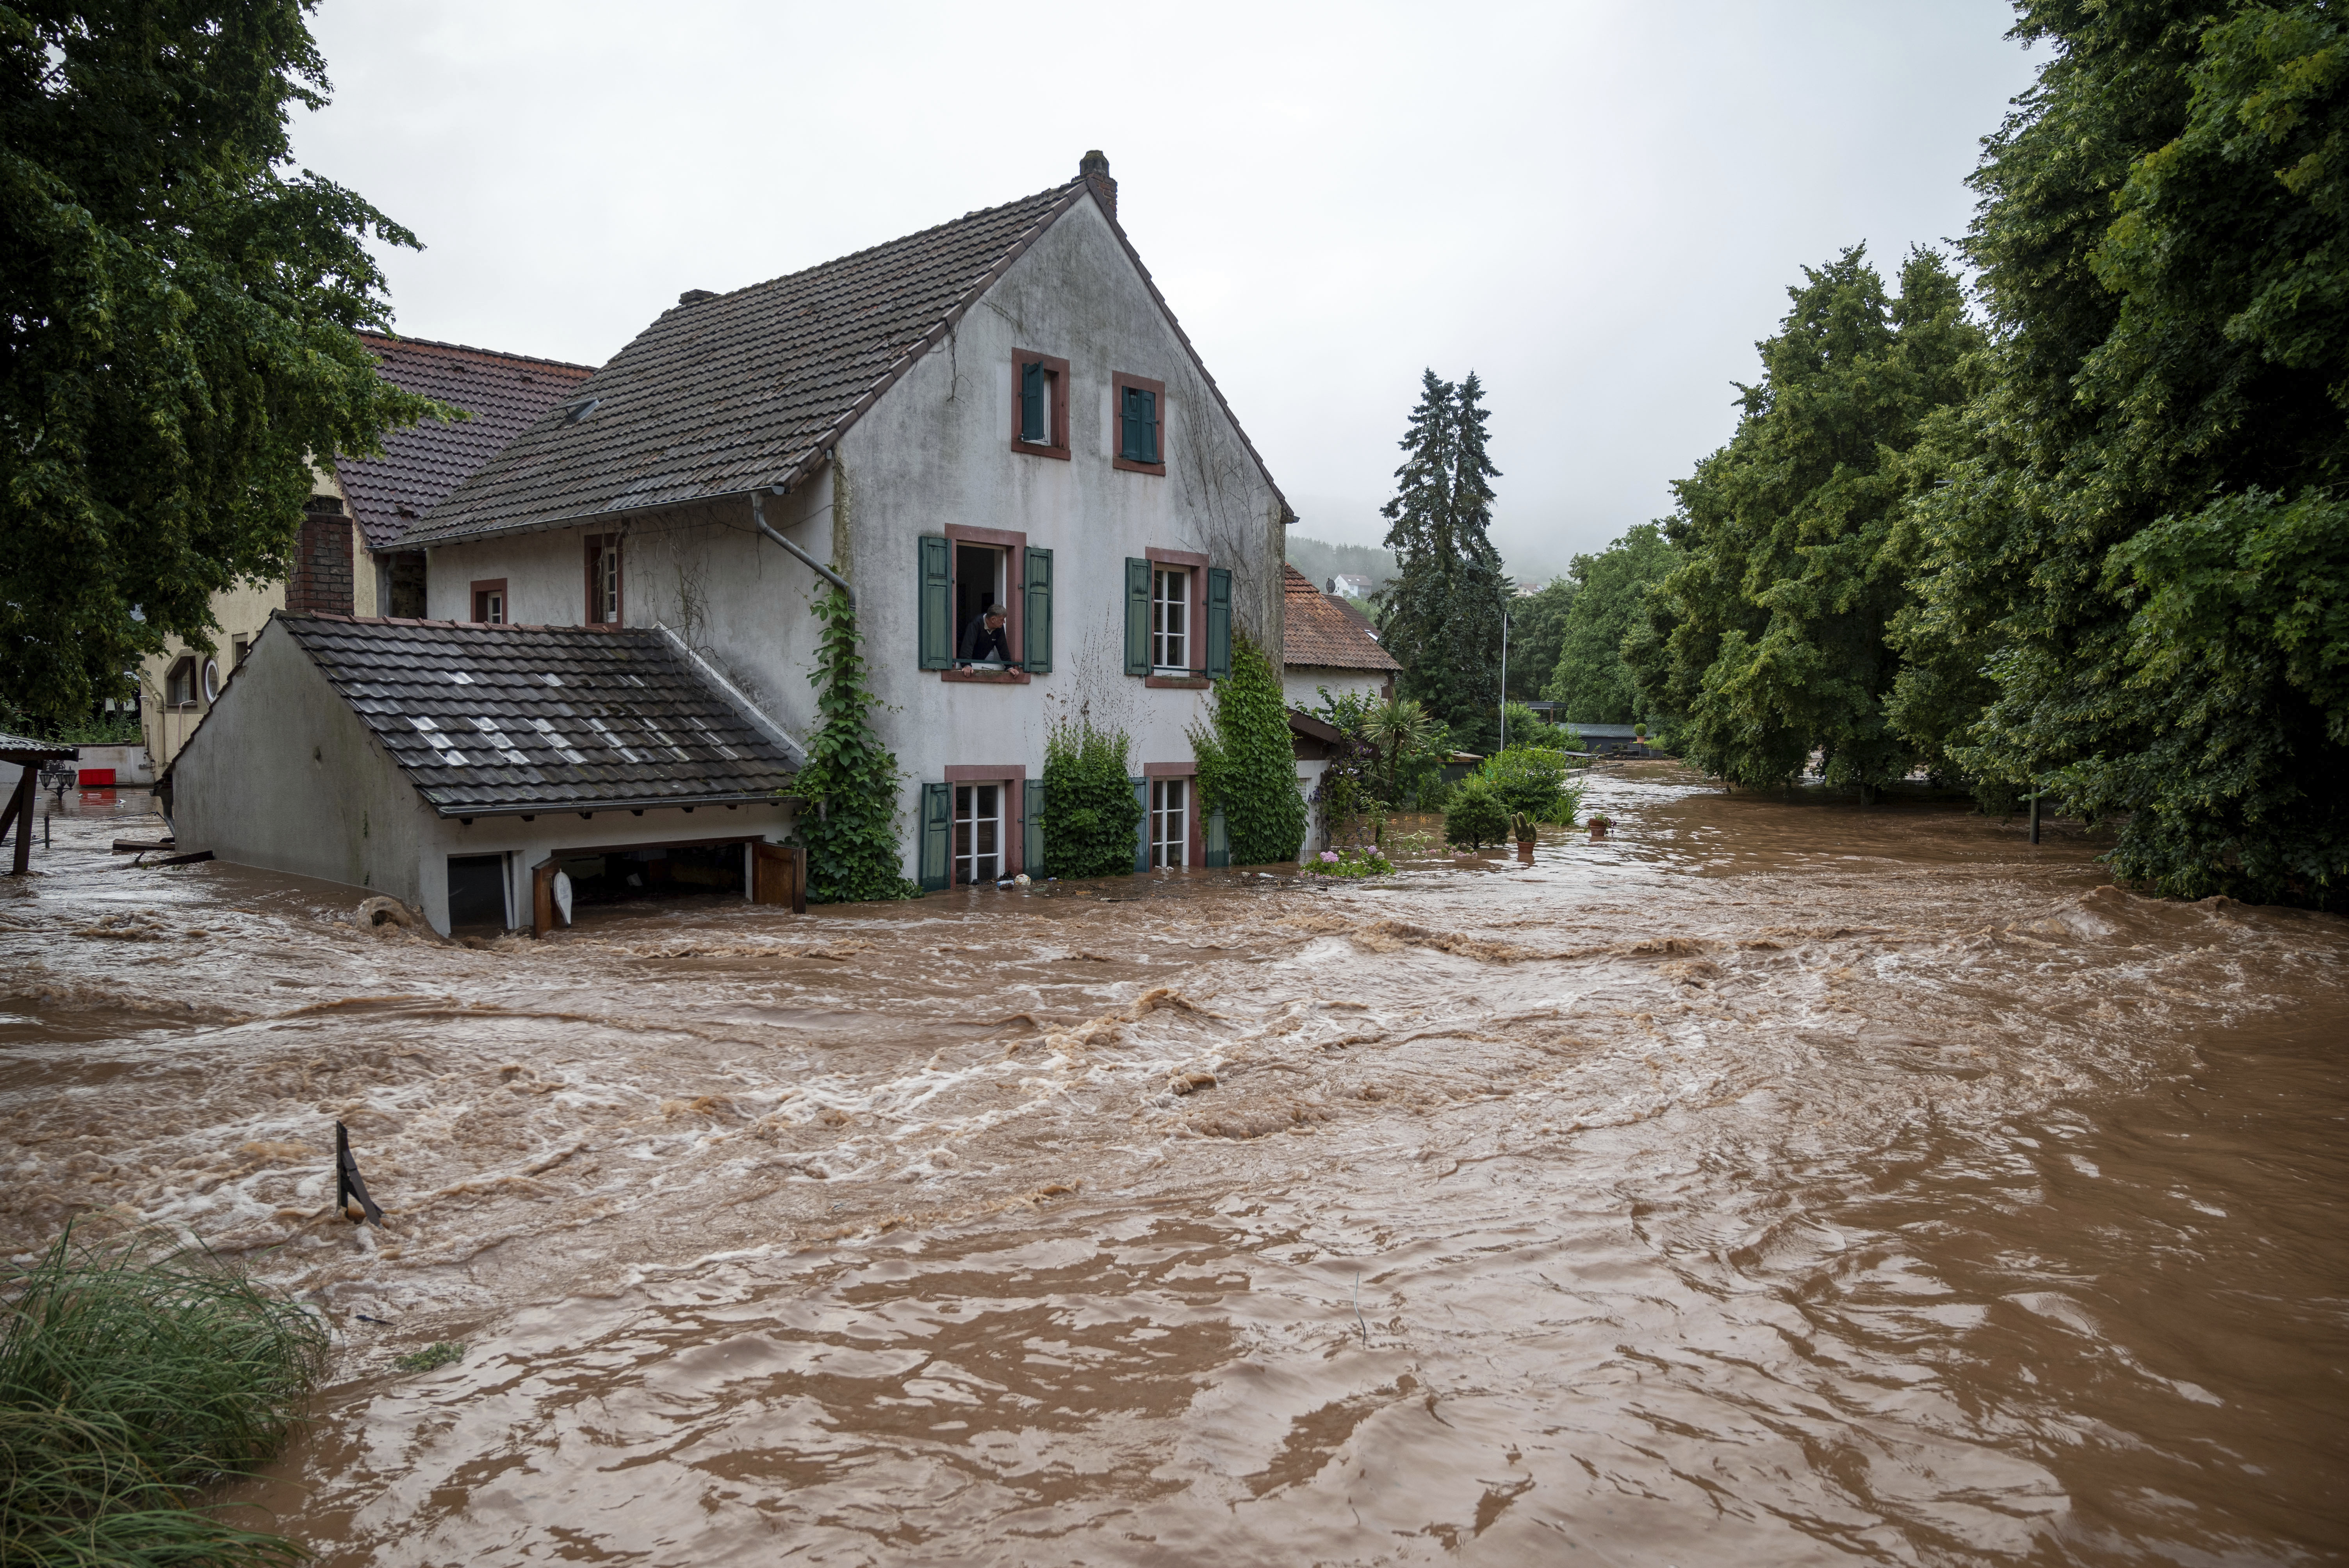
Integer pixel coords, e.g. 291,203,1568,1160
1281,565,1400,673
0,731,77,761
336,336,595,552
402,165,1292,547
401,184,1086,546
264,613,802,816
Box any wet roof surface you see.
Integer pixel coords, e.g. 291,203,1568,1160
401,183,1084,545
1281,565,1400,673
276,615,802,816
337,335,595,552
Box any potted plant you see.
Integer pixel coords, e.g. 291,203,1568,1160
1587,812,1613,840
1509,810,1537,858
1632,723,1649,748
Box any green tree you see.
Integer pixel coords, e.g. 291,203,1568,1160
0,2,437,729
1191,633,1307,864
1379,371,1508,751
1629,247,1981,791
1895,0,2349,905
1039,718,1145,879
790,589,921,902
1504,577,1575,700
1547,523,1682,723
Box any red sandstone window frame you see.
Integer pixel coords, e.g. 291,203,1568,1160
1112,372,1167,476
943,764,1026,881
1011,350,1070,459
1141,760,1202,868
1141,546,1208,687
939,524,1032,684
471,578,509,625
584,535,622,626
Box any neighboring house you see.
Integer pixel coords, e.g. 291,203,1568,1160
1281,565,1399,711
1329,572,1375,600
1286,708,1346,859
137,336,594,773
162,616,802,933
380,151,1292,895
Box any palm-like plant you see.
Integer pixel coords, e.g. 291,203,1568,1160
1362,697,1440,800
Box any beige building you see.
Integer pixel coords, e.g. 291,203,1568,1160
139,336,593,771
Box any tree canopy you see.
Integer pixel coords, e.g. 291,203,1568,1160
1503,577,1574,702
1546,522,1680,724
1892,0,2349,905
1630,247,1980,789
0,1,435,729
1378,370,1508,752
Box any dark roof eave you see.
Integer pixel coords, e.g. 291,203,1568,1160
431,788,797,820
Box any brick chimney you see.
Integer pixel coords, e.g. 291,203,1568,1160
287,495,355,617
1079,150,1117,225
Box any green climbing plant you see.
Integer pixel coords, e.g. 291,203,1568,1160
1040,718,1145,879
1190,633,1307,866
788,587,921,903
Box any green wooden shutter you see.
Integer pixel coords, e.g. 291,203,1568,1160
1120,388,1140,460
918,781,952,891
1023,547,1053,674
919,535,952,670
1204,566,1232,679
1020,361,1045,442
1142,388,1160,463
1132,776,1150,873
1205,805,1229,869
1023,780,1047,875
1125,557,1151,675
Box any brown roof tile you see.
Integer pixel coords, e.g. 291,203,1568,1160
337,335,595,552
1282,565,1399,673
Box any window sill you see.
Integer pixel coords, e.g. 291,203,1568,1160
941,667,1032,684
1010,439,1070,461
1143,674,1210,689
1112,456,1167,476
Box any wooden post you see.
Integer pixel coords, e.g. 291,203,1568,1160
3,766,35,876
531,857,556,937
2029,791,2040,845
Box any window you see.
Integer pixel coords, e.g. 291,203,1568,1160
200,659,221,703
954,783,1002,885
1112,372,1166,474
230,637,248,668
585,536,622,625
165,657,198,708
1011,350,1069,457
1149,777,1188,868
1151,567,1190,673
471,579,508,624
954,543,1011,666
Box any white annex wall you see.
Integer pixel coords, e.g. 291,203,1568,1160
1283,666,1387,713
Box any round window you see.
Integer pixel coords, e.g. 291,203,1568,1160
201,659,221,702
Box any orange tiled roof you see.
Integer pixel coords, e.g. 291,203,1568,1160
1282,564,1399,673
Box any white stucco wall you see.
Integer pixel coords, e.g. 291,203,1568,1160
1283,665,1390,714
419,194,1291,879
164,621,432,903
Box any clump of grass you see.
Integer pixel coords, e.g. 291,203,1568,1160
0,1223,326,1566
391,1342,463,1375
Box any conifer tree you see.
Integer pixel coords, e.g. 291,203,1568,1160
1378,371,1507,752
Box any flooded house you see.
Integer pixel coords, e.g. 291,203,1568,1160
164,152,1295,928
139,336,595,775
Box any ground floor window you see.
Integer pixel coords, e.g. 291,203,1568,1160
447,853,509,929
955,782,1002,884
1149,777,1187,868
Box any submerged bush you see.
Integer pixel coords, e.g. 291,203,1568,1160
1478,746,1581,825
1,1224,327,1566
1443,777,1510,848
1040,718,1144,879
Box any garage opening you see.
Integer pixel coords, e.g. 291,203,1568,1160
447,853,510,930
555,843,745,911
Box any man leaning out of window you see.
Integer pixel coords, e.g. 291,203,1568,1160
959,603,1012,668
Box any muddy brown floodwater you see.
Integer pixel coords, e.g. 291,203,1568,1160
4,763,2345,1564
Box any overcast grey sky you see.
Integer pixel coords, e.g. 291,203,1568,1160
290,1,2043,581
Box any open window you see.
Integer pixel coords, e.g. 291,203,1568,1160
585,535,622,625
954,542,1012,667
471,579,508,624
1012,350,1070,458
921,529,1050,677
